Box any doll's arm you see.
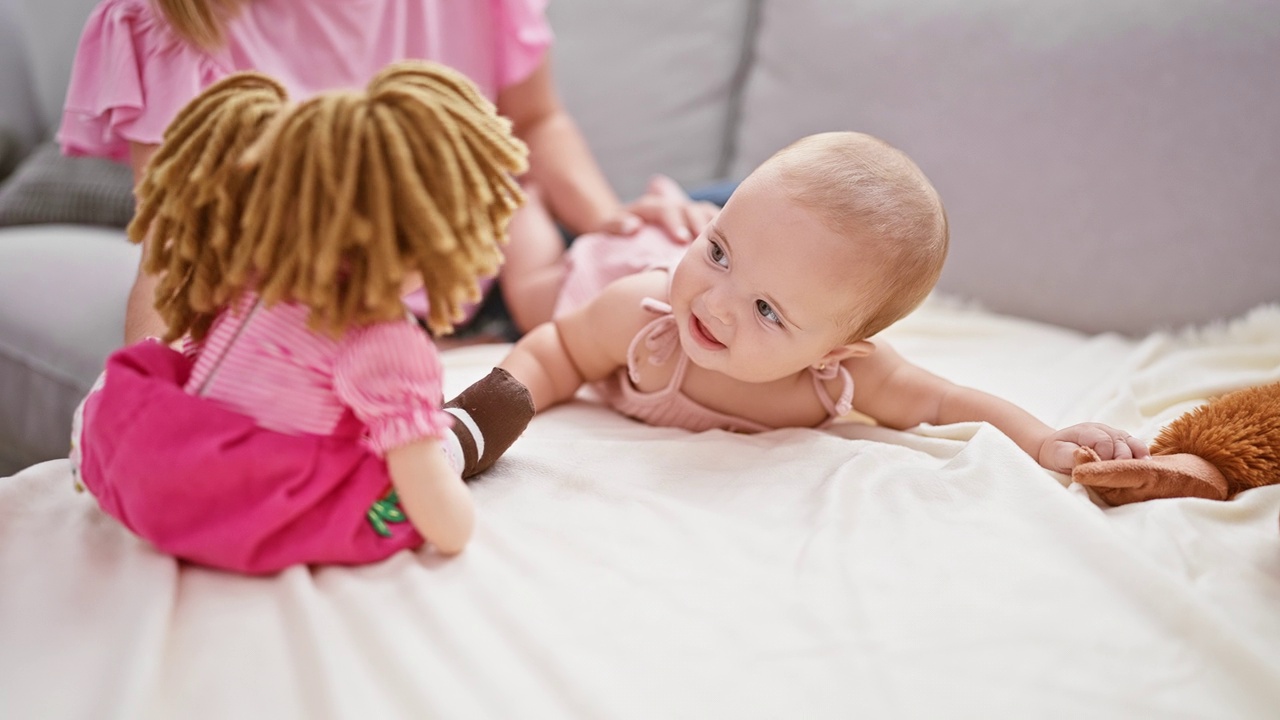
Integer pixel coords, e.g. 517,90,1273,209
386,438,475,555
847,341,1146,472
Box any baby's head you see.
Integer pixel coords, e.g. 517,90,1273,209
769,132,949,343
670,131,947,382
131,61,528,342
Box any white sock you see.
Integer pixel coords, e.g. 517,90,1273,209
440,431,465,476
445,407,485,460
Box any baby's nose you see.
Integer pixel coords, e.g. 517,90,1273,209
704,288,735,325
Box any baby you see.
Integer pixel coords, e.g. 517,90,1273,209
493,132,1148,472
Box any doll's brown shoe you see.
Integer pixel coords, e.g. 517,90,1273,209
444,367,534,479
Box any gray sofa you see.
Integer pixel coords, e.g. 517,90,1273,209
2,0,1278,475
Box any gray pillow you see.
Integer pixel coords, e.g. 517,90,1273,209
0,141,134,228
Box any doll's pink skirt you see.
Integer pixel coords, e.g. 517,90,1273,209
73,341,422,575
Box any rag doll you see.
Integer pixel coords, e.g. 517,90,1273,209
71,61,535,573
1072,382,1280,505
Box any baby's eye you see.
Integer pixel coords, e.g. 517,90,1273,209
756,299,780,324
708,240,728,267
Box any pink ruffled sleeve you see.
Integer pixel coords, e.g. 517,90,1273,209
57,0,228,163
494,0,553,89
333,321,453,457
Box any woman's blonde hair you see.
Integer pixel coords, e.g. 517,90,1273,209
129,60,528,343
152,0,245,49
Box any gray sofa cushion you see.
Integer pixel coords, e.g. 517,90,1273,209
0,225,138,475
549,0,752,200
0,142,134,228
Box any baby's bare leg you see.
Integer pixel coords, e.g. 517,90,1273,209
500,183,569,334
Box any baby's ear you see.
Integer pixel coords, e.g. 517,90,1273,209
819,339,875,367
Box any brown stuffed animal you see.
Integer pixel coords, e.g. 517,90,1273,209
1072,381,1280,505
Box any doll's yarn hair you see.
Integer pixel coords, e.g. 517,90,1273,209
129,71,289,343
131,60,528,342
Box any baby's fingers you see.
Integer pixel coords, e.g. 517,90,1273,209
1126,434,1150,459
1101,435,1133,461
1086,429,1147,462
1043,440,1084,474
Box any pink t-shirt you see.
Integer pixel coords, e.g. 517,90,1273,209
185,294,453,456
59,0,552,162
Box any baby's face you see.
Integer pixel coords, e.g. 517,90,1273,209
669,170,874,383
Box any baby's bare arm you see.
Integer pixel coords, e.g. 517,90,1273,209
499,271,663,411
847,341,1144,472
499,323,587,412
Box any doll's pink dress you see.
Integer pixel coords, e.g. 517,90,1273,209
58,0,551,322
72,295,453,574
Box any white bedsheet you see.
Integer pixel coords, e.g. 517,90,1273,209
3,299,1279,719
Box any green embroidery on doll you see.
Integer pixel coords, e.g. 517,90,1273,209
366,490,408,538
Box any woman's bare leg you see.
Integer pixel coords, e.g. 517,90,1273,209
499,183,570,334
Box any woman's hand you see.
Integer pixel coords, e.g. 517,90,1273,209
597,175,719,243
1038,422,1150,473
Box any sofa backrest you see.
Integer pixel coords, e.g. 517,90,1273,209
548,0,755,202
555,0,1280,334
6,0,102,136
7,0,1277,334
0,0,52,154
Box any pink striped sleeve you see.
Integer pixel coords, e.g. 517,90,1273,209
333,321,453,456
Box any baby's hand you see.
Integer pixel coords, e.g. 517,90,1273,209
598,174,718,244
1037,422,1149,473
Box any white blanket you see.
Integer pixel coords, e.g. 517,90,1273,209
3,299,1279,719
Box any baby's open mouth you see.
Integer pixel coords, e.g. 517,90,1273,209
689,314,725,349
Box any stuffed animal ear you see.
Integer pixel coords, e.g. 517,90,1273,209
1071,449,1229,506
1072,381,1280,506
